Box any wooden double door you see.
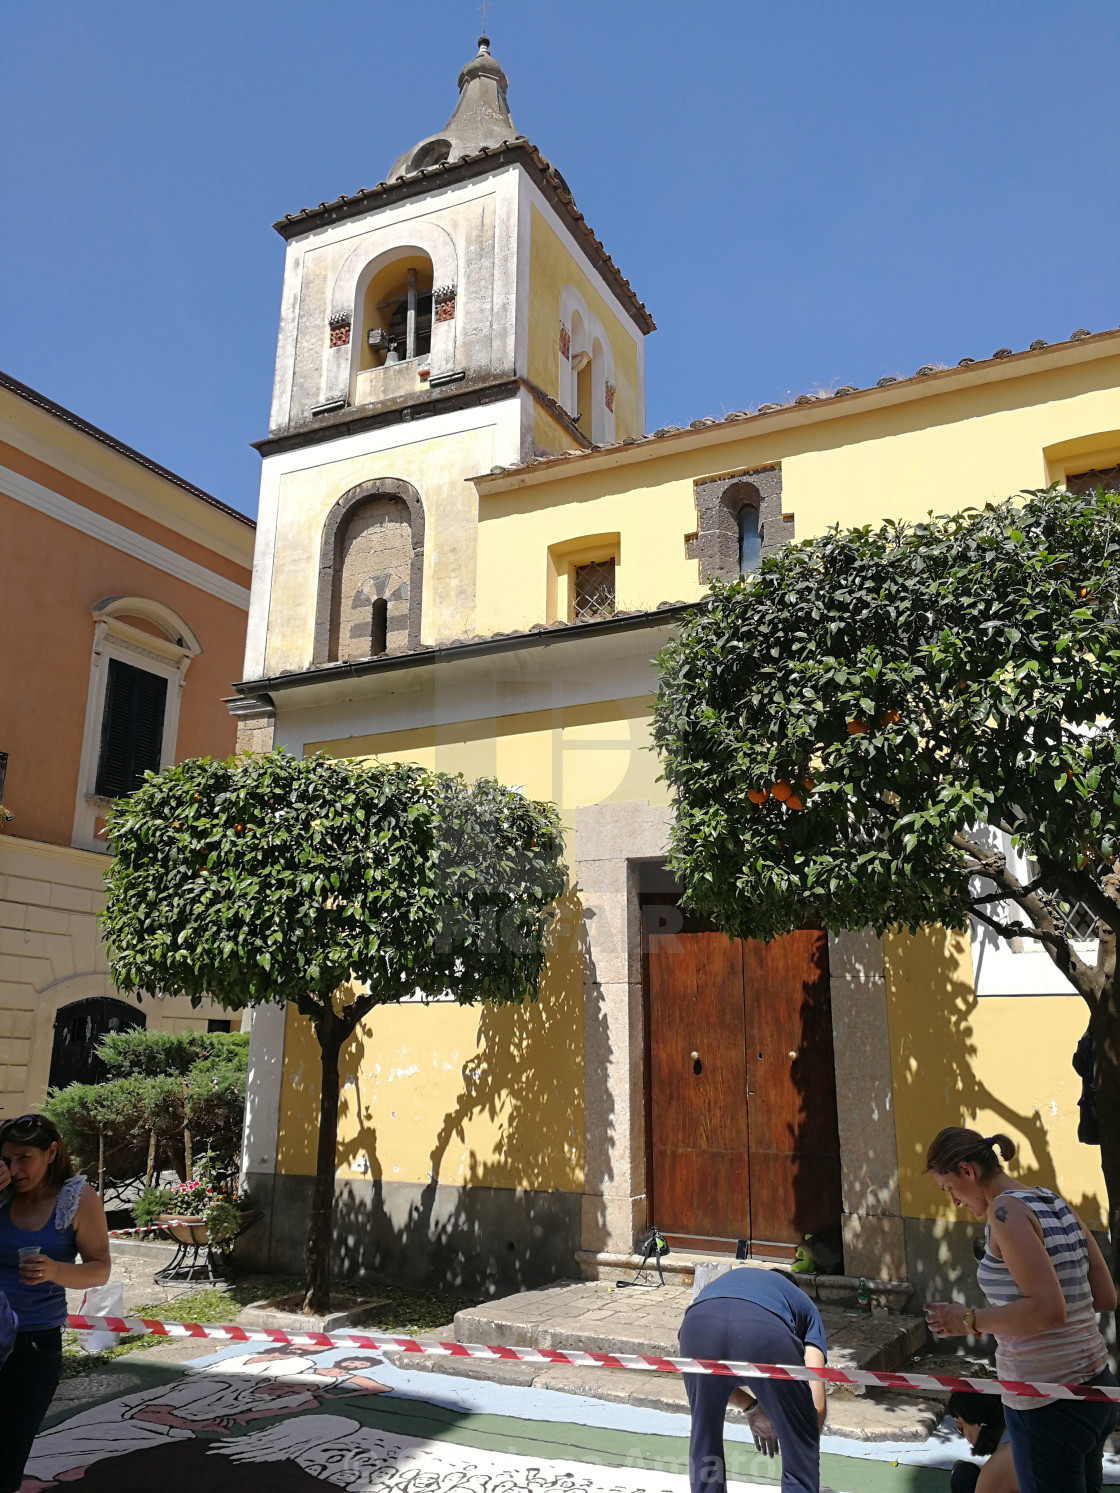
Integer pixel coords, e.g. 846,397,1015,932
645,924,842,1254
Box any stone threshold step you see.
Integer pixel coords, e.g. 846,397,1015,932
454,1280,928,1375
577,1251,914,1313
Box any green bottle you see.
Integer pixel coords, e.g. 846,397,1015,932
856,1277,872,1315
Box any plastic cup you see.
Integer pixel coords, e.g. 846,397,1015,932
18,1246,44,1279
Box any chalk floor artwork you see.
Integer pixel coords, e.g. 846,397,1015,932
23,1340,1120,1493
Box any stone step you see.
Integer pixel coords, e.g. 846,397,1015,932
389,1310,941,1445
576,1250,914,1313
106,1238,178,1264
454,1279,928,1375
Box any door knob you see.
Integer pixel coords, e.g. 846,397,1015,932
690,1050,699,1061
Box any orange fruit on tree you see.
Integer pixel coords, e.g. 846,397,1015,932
846,719,867,736
786,795,805,811
747,787,769,804
881,709,901,726
772,780,793,801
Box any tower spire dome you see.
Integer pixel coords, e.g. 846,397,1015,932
389,34,518,180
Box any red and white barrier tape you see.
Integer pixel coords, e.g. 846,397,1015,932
65,1314,1120,1403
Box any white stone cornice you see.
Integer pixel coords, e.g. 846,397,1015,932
0,465,250,610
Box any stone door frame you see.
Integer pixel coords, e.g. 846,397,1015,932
574,799,907,1281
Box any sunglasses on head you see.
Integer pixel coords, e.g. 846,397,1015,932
1,1114,49,1140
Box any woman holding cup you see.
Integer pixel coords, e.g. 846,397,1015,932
0,1113,111,1492
923,1126,1117,1493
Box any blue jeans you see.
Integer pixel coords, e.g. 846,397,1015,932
1005,1368,1118,1493
679,1296,819,1493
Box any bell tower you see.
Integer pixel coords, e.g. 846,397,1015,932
244,35,654,680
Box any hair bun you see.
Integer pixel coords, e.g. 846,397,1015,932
987,1133,1016,1161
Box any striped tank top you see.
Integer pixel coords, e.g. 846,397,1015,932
976,1186,1107,1410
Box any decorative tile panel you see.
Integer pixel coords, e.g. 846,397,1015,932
328,314,351,348
433,286,456,323
604,381,615,413
559,322,571,360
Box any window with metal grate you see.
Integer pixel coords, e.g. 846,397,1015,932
95,658,167,798
1066,464,1120,495
573,559,616,621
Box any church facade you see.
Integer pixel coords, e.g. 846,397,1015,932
234,37,1120,1298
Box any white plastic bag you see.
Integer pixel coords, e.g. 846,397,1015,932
75,1282,125,1353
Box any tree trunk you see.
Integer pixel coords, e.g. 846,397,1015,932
182,1080,192,1182
304,1014,345,1315
145,1129,157,1189
97,1130,105,1201
1090,986,1120,1308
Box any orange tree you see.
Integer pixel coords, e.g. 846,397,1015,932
653,487,1120,1273
100,749,564,1311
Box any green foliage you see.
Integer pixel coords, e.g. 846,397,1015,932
43,1033,248,1181
183,1046,249,1169
98,1027,247,1078
653,487,1120,943
132,1186,172,1226
101,750,566,1018
99,748,566,1307
44,1075,181,1177
200,1196,242,1250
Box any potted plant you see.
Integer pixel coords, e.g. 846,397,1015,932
150,1154,255,1255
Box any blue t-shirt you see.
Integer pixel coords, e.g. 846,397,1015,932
693,1268,828,1355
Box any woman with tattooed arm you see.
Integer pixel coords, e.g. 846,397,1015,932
923,1127,1117,1493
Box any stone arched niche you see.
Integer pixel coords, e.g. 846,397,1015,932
314,478,425,664
687,465,789,583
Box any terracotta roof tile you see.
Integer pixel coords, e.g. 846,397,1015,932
475,325,1120,484
272,138,654,335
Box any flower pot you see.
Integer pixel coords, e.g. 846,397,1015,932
157,1213,208,1246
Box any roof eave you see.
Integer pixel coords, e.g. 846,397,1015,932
472,328,1120,493
271,141,655,336
234,601,698,701
0,369,255,528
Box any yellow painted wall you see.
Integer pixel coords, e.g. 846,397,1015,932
532,404,580,458
272,696,664,1183
883,926,1106,1230
474,354,1120,636
527,206,641,442
476,467,706,635
275,904,584,1191
262,342,1120,1223
308,694,664,824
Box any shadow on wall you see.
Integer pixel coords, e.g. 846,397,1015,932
245,885,607,1296
884,925,1107,1299
785,932,844,1259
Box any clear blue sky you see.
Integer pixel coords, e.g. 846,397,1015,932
2,2,1118,518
